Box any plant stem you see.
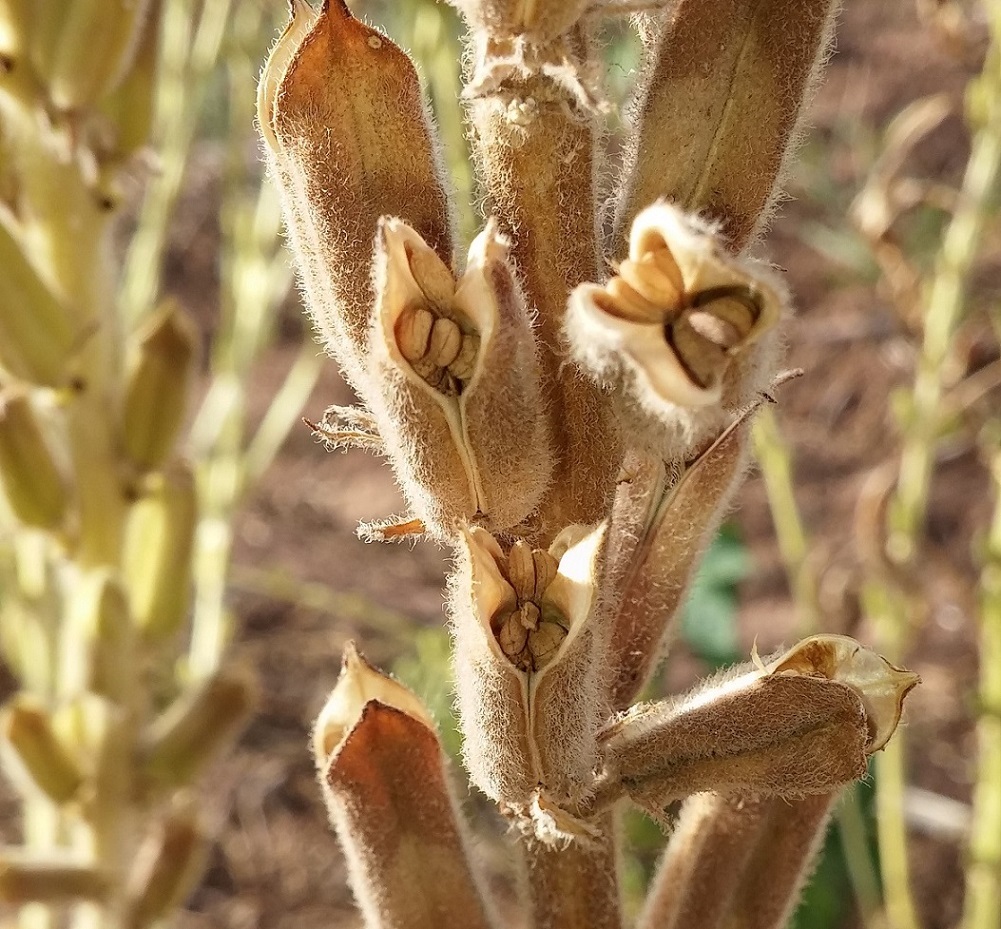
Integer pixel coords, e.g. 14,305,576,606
961,449,1001,929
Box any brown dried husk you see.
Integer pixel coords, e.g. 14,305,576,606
258,0,453,390
613,0,839,256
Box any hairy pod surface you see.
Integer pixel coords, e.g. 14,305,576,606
595,636,918,814
607,412,752,709
568,204,783,455
613,0,839,255
367,218,552,537
258,0,453,389
451,524,607,831
315,645,496,929
464,37,621,535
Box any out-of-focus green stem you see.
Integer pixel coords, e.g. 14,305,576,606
867,18,1001,929
962,448,1001,929
752,407,821,633
752,405,882,929
888,27,1001,563
119,0,234,324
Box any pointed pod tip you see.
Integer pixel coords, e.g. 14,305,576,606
313,645,434,766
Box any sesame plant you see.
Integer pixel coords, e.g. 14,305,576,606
258,2,921,928
0,1,317,925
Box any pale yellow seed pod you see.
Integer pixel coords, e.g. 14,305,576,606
567,203,783,455
0,695,84,804
450,522,607,830
60,570,135,705
0,387,69,531
29,0,153,111
257,0,453,389
122,462,196,641
614,0,839,254
122,300,198,471
0,221,74,385
366,217,552,537
0,852,109,905
141,668,256,792
98,8,160,165
122,799,207,929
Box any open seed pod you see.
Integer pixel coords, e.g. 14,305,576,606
450,523,607,837
365,217,552,538
567,203,783,454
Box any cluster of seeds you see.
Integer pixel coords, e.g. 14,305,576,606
395,304,480,395
491,540,568,673
594,241,764,390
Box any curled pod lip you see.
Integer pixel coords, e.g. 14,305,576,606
451,522,607,821
366,217,553,538
568,202,783,412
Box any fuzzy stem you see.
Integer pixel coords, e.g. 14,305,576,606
523,815,622,929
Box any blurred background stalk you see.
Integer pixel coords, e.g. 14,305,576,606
0,1,318,927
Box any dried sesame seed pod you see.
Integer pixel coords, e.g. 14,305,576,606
29,0,153,111
0,386,69,531
367,218,552,537
0,695,84,804
122,801,207,929
451,523,607,834
593,636,919,816
608,413,751,709
314,644,498,929
464,29,621,537
141,668,255,793
637,793,836,929
567,204,783,457
257,0,453,389
613,0,839,256
121,300,198,472
122,461,196,641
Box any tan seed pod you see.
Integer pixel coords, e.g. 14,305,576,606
451,523,608,830
0,853,110,905
315,644,497,929
257,0,453,389
613,0,840,255
447,0,590,45
594,636,918,814
365,218,553,537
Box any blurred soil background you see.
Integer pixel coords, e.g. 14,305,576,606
2,1,996,927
